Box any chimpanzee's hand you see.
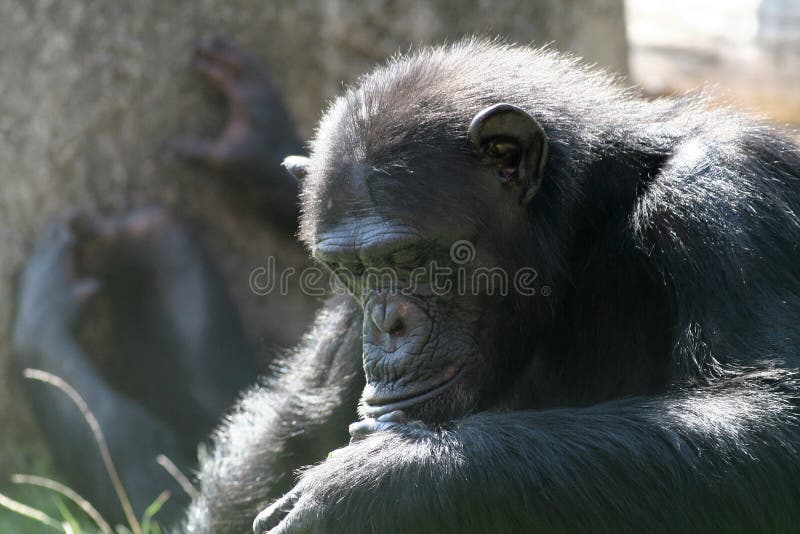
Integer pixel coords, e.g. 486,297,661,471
347,410,433,443
252,445,373,534
170,35,295,180
12,219,99,355
253,412,435,534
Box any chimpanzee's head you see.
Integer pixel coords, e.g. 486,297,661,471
286,42,578,423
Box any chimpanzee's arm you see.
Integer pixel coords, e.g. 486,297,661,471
257,370,800,533
11,221,191,525
70,208,258,447
170,36,302,233
12,211,261,526
182,294,365,533
14,336,192,525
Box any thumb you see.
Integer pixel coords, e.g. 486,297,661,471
72,278,101,306
167,136,222,168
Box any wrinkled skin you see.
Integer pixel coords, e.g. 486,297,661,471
249,40,800,533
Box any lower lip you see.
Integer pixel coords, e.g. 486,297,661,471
363,368,465,418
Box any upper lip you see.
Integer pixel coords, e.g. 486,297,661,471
362,367,464,417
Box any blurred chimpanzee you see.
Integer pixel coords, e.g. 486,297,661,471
12,38,800,533
11,35,301,524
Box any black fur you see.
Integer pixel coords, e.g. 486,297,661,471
181,39,800,533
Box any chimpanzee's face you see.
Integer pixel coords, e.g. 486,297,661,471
306,161,491,423
294,102,548,423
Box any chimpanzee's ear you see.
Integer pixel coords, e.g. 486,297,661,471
468,103,548,205
282,155,312,181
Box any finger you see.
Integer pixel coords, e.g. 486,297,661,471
348,418,378,441
168,136,223,168
69,211,115,244
349,410,410,442
69,212,118,275
36,219,74,255
253,488,301,534
267,510,310,534
195,34,258,75
29,220,78,281
192,56,235,93
195,35,237,66
377,410,408,424
72,278,101,305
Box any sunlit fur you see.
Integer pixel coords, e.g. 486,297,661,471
186,40,800,533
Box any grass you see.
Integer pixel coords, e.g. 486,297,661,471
0,369,190,533
0,487,168,533
0,483,69,534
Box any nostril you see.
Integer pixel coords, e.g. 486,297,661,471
369,299,407,336
387,319,405,337
383,301,406,337
370,302,387,332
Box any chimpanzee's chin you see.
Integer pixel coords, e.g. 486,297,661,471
405,379,478,425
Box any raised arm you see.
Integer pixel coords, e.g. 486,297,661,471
11,220,190,525
11,210,261,526
170,35,302,233
256,369,800,533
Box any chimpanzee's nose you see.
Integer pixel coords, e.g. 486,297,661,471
369,297,406,337
364,293,429,354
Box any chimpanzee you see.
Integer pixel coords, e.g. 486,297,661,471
12,38,800,533
11,35,303,524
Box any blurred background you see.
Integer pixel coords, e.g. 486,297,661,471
0,0,798,530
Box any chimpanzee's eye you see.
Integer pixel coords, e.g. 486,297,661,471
391,248,423,268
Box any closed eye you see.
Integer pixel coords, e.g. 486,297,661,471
390,247,425,268
320,260,365,276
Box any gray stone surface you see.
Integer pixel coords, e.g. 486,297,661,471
627,0,800,130
0,0,628,476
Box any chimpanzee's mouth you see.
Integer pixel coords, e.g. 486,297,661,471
362,367,465,418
